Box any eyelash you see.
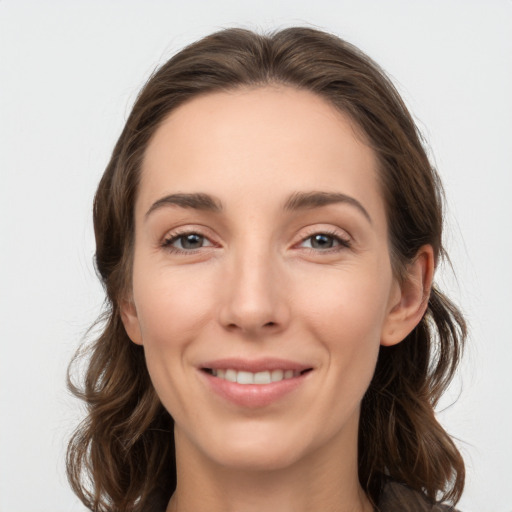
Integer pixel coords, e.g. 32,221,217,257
296,229,352,253
161,228,352,255
161,229,215,255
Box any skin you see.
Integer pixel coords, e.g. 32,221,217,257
121,86,433,512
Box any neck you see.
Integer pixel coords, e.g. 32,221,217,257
167,425,373,512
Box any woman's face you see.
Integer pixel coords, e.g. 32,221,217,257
122,86,411,471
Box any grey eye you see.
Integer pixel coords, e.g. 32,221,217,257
176,233,206,249
309,234,336,249
298,232,350,251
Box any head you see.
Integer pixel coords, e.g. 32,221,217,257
68,27,465,511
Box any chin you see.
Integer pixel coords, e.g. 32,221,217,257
208,440,307,472
183,418,332,473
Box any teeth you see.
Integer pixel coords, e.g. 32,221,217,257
254,371,271,384
271,369,283,381
225,369,237,382
208,368,302,384
237,371,254,384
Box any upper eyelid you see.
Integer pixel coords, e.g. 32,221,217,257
162,225,218,242
294,225,351,242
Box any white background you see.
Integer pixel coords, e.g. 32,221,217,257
1,1,511,511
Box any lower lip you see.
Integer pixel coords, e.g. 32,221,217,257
200,370,310,408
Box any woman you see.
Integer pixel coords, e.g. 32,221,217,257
67,27,466,512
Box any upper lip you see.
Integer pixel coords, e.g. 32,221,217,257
200,357,313,373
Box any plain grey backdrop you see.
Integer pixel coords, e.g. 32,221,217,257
1,1,511,511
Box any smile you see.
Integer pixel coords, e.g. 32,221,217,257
204,368,307,384
199,360,313,408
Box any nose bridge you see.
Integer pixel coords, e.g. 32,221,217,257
219,235,288,334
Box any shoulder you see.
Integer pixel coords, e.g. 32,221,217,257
378,481,461,512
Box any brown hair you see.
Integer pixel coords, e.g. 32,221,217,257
67,27,466,511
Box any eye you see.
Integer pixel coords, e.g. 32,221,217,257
299,232,351,251
162,232,214,252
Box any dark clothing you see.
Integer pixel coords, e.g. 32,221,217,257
380,481,459,511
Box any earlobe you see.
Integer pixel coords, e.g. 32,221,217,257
120,298,144,345
381,245,434,347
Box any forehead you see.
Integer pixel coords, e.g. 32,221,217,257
139,86,384,225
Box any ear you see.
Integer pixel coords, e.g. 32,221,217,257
380,245,434,347
120,297,144,345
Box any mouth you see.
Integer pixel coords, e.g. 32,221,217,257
201,368,312,384
198,359,314,408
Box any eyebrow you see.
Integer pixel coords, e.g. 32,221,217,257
145,190,372,224
284,191,372,224
145,193,223,218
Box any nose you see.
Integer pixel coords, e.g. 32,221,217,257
218,245,290,336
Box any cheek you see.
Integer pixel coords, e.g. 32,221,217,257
133,265,216,344
131,265,218,409
295,267,391,391
296,266,391,341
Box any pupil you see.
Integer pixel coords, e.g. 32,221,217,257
182,234,203,249
311,234,333,249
